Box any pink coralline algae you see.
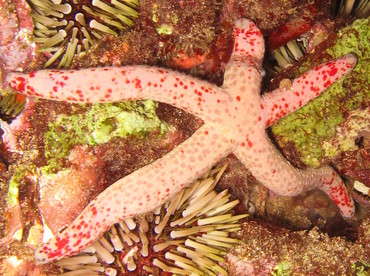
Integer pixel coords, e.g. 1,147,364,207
38,146,105,235
0,0,34,88
7,19,357,263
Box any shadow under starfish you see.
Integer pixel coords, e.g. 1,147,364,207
6,18,357,264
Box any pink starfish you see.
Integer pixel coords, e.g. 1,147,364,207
7,19,356,263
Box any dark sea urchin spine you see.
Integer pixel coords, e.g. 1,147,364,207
332,0,370,16
55,164,247,275
0,92,26,122
27,0,139,68
271,38,307,73
269,0,369,75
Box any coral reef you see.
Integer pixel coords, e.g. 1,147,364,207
7,18,358,263
225,218,370,275
0,0,369,275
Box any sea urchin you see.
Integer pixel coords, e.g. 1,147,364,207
27,0,139,68
0,92,26,123
54,164,247,275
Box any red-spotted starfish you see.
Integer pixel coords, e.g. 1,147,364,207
7,19,356,263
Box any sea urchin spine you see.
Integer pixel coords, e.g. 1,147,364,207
54,164,247,275
27,0,139,68
0,92,26,122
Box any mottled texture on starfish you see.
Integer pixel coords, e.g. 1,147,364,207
7,19,356,264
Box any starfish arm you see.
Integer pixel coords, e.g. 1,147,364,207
234,132,355,218
6,66,233,123
35,123,235,263
222,18,264,100
261,53,357,127
230,18,265,61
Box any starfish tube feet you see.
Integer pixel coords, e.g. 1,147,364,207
262,53,357,126
34,124,235,263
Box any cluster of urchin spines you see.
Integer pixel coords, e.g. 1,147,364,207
55,164,247,275
0,91,26,122
27,0,139,68
268,0,369,75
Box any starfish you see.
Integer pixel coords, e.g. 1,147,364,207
7,19,356,264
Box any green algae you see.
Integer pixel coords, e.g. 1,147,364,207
272,259,293,276
6,164,35,205
7,170,22,207
5,165,35,242
352,260,370,276
271,18,369,167
43,100,168,173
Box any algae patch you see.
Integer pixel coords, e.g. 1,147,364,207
322,108,369,157
271,18,369,167
44,100,168,173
